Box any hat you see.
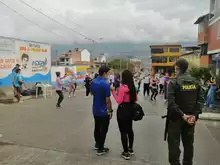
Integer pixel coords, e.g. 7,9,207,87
175,59,188,73
98,65,110,75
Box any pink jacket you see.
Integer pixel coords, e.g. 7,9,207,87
112,85,138,105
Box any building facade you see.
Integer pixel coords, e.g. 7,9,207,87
194,0,220,73
181,46,201,68
150,44,182,74
58,48,91,66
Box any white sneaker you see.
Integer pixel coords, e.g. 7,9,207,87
19,100,23,103
0,134,3,138
69,95,71,98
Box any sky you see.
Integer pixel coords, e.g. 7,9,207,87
0,0,209,44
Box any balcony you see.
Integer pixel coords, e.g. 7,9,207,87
151,62,175,67
151,52,181,56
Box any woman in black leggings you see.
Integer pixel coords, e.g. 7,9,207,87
111,70,137,160
150,75,158,101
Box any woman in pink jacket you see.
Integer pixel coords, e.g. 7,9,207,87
111,70,138,160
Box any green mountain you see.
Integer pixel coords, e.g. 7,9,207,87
51,41,197,60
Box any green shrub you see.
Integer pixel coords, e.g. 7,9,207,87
189,67,211,85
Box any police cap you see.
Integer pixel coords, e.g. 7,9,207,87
175,58,189,73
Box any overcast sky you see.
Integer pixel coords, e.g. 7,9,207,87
0,0,209,44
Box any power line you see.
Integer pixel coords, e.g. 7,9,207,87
29,0,83,28
0,0,61,38
18,0,96,42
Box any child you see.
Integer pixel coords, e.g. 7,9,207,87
56,72,66,108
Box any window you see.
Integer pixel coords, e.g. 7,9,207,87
200,43,208,55
168,57,177,62
163,48,168,53
169,48,180,52
151,57,167,63
210,0,216,12
198,23,204,32
151,48,164,54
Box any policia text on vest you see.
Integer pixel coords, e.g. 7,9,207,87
163,72,204,165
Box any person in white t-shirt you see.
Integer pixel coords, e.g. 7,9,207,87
143,74,151,97
159,74,165,94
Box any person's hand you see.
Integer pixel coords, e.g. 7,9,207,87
187,115,196,125
182,115,195,125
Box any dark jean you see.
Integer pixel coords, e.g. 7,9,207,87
94,115,110,150
56,90,64,106
168,120,195,165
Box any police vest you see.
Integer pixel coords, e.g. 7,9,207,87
175,78,199,114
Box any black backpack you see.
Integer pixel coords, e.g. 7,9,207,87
132,103,145,121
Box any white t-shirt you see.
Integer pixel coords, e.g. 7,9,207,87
143,76,150,84
159,77,165,85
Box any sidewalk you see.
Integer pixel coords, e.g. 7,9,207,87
200,107,220,121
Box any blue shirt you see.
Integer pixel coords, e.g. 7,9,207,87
14,74,22,88
91,76,111,116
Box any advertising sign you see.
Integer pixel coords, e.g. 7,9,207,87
0,37,51,87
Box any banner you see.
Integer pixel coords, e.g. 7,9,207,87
0,38,51,87
76,65,89,80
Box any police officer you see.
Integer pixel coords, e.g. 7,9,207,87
166,59,204,165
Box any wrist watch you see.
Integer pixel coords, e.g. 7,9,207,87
108,109,113,113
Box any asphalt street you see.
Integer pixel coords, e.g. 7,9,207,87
0,89,220,165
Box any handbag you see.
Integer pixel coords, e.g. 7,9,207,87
132,102,145,121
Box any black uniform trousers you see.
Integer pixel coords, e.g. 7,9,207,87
168,119,195,165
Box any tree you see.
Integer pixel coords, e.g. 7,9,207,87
189,66,211,85
107,59,134,71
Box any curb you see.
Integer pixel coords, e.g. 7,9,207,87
199,112,220,121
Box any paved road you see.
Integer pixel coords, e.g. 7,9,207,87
0,90,220,165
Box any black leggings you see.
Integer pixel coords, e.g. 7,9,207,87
117,103,134,153
117,119,134,153
151,88,158,100
159,84,164,94
56,90,64,106
85,86,90,96
143,83,150,96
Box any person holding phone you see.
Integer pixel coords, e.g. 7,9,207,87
111,70,138,160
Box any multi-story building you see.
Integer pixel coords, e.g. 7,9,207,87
194,0,220,73
181,46,201,68
58,48,91,66
149,44,182,74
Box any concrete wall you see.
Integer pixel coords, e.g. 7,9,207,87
81,49,90,62
208,20,220,53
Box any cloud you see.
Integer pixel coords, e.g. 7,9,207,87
0,0,209,43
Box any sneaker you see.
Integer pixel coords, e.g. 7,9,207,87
96,148,109,156
68,95,71,98
128,148,134,155
121,152,130,160
0,134,3,138
18,100,23,103
56,105,61,108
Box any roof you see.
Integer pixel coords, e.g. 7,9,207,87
194,13,214,24
150,44,181,48
181,50,200,56
182,46,200,49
